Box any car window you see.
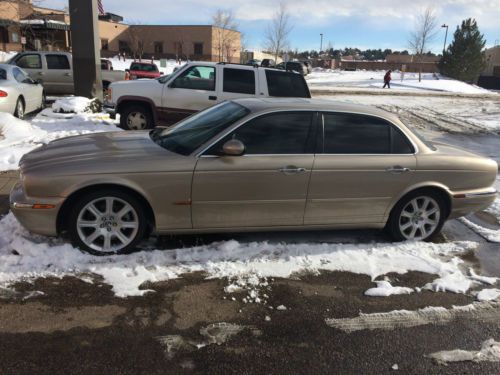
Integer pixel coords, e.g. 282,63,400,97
12,67,31,84
16,54,42,69
209,112,314,155
46,54,70,70
265,70,310,98
0,68,6,80
322,113,414,154
130,63,158,72
223,68,255,94
171,66,215,91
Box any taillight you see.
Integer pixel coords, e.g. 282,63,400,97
0,90,8,97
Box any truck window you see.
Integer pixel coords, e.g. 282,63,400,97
223,68,255,94
16,54,42,69
171,66,215,91
46,54,70,70
265,70,311,98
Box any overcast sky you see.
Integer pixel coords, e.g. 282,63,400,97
41,0,500,52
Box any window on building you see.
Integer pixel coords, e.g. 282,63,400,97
46,54,70,70
101,38,109,51
223,68,255,94
16,54,42,69
11,32,20,43
154,42,163,55
193,42,203,55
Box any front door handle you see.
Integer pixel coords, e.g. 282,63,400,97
209,95,217,101
279,166,307,175
386,166,411,174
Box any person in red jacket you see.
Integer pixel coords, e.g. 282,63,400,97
383,70,392,88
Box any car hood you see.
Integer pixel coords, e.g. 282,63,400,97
20,131,178,175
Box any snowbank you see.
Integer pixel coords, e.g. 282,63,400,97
52,97,93,114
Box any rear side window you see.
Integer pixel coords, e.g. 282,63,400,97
265,70,310,98
0,69,6,80
16,54,42,69
46,54,70,70
223,68,255,94
322,113,414,154
130,63,158,72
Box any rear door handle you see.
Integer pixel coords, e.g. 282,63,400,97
279,166,307,175
209,96,217,101
386,166,411,174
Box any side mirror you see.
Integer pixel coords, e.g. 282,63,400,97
222,139,245,156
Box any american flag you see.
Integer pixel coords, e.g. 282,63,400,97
97,0,105,15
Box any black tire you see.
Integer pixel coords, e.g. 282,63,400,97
119,104,153,130
386,189,447,242
14,97,25,119
68,189,148,256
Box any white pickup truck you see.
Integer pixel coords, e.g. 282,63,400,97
8,52,127,95
106,62,311,129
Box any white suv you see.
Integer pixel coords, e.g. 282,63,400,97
106,62,311,130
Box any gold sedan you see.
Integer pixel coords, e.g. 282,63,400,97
11,98,498,255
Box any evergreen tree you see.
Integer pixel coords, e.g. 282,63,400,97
439,18,486,82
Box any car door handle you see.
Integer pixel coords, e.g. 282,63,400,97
209,96,217,101
279,166,307,175
38,72,45,76
386,166,411,174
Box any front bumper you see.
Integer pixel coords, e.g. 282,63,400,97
449,187,497,219
9,182,64,236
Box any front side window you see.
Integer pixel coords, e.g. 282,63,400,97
46,54,70,70
322,113,414,154
16,54,42,69
265,70,310,98
209,112,314,155
12,68,30,84
223,68,255,94
171,66,215,91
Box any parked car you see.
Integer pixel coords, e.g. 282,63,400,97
107,62,311,130
276,61,308,76
0,63,44,119
101,58,114,71
246,59,262,66
261,59,276,67
127,61,162,79
11,99,498,255
8,51,127,94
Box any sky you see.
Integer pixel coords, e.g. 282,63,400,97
41,0,500,52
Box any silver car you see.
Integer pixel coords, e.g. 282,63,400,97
10,98,498,255
0,63,44,119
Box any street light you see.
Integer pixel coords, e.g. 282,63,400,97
441,24,449,54
320,33,323,54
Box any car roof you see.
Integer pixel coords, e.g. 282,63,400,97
232,97,402,123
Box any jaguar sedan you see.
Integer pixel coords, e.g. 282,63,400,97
10,98,498,255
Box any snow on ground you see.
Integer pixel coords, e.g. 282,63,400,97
460,218,500,243
476,289,500,302
307,69,492,95
364,280,414,297
0,51,16,63
0,97,121,171
0,211,492,298
427,339,500,364
107,56,184,76
486,198,500,223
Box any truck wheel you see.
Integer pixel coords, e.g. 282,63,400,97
120,104,153,130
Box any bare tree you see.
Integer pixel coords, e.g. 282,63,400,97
264,2,293,63
408,7,438,82
212,9,239,62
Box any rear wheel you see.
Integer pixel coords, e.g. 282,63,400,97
120,104,153,130
14,97,25,119
68,189,147,255
387,190,446,241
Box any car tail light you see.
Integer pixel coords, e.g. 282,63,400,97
0,90,8,97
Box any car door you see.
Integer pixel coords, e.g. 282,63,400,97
44,54,73,94
12,67,41,113
12,53,44,83
219,66,258,101
161,65,218,123
192,111,317,228
304,112,417,225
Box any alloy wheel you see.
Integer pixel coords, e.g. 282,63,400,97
398,196,441,240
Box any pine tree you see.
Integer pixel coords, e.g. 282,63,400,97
439,18,486,83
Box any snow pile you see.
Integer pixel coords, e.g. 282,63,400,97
476,289,500,302
0,212,486,298
425,271,474,294
224,274,270,304
52,97,93,114
427,339,500,365
364,280,414,297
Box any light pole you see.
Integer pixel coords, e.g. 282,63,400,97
320,33,323,54
441,24,449,54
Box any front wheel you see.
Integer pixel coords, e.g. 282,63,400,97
387,191,446,241
68,190,148,255
120,104,153,130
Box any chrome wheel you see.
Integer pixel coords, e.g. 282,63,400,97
76,197,139,254
126,111,147,130
398,196,441,240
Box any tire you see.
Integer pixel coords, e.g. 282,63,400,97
387,190,447,242
14,97,25,119
119,104,153,130
68,189,148,256
41,92,47,109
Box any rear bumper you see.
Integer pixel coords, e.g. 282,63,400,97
9,182,64,236
449,187,497,219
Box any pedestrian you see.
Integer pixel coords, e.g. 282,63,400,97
383,70,392,89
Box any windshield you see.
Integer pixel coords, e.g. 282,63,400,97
150,101,250,155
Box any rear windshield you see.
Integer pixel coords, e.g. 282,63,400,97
0,68,6,80
265,70,311,98
130,63,159,72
